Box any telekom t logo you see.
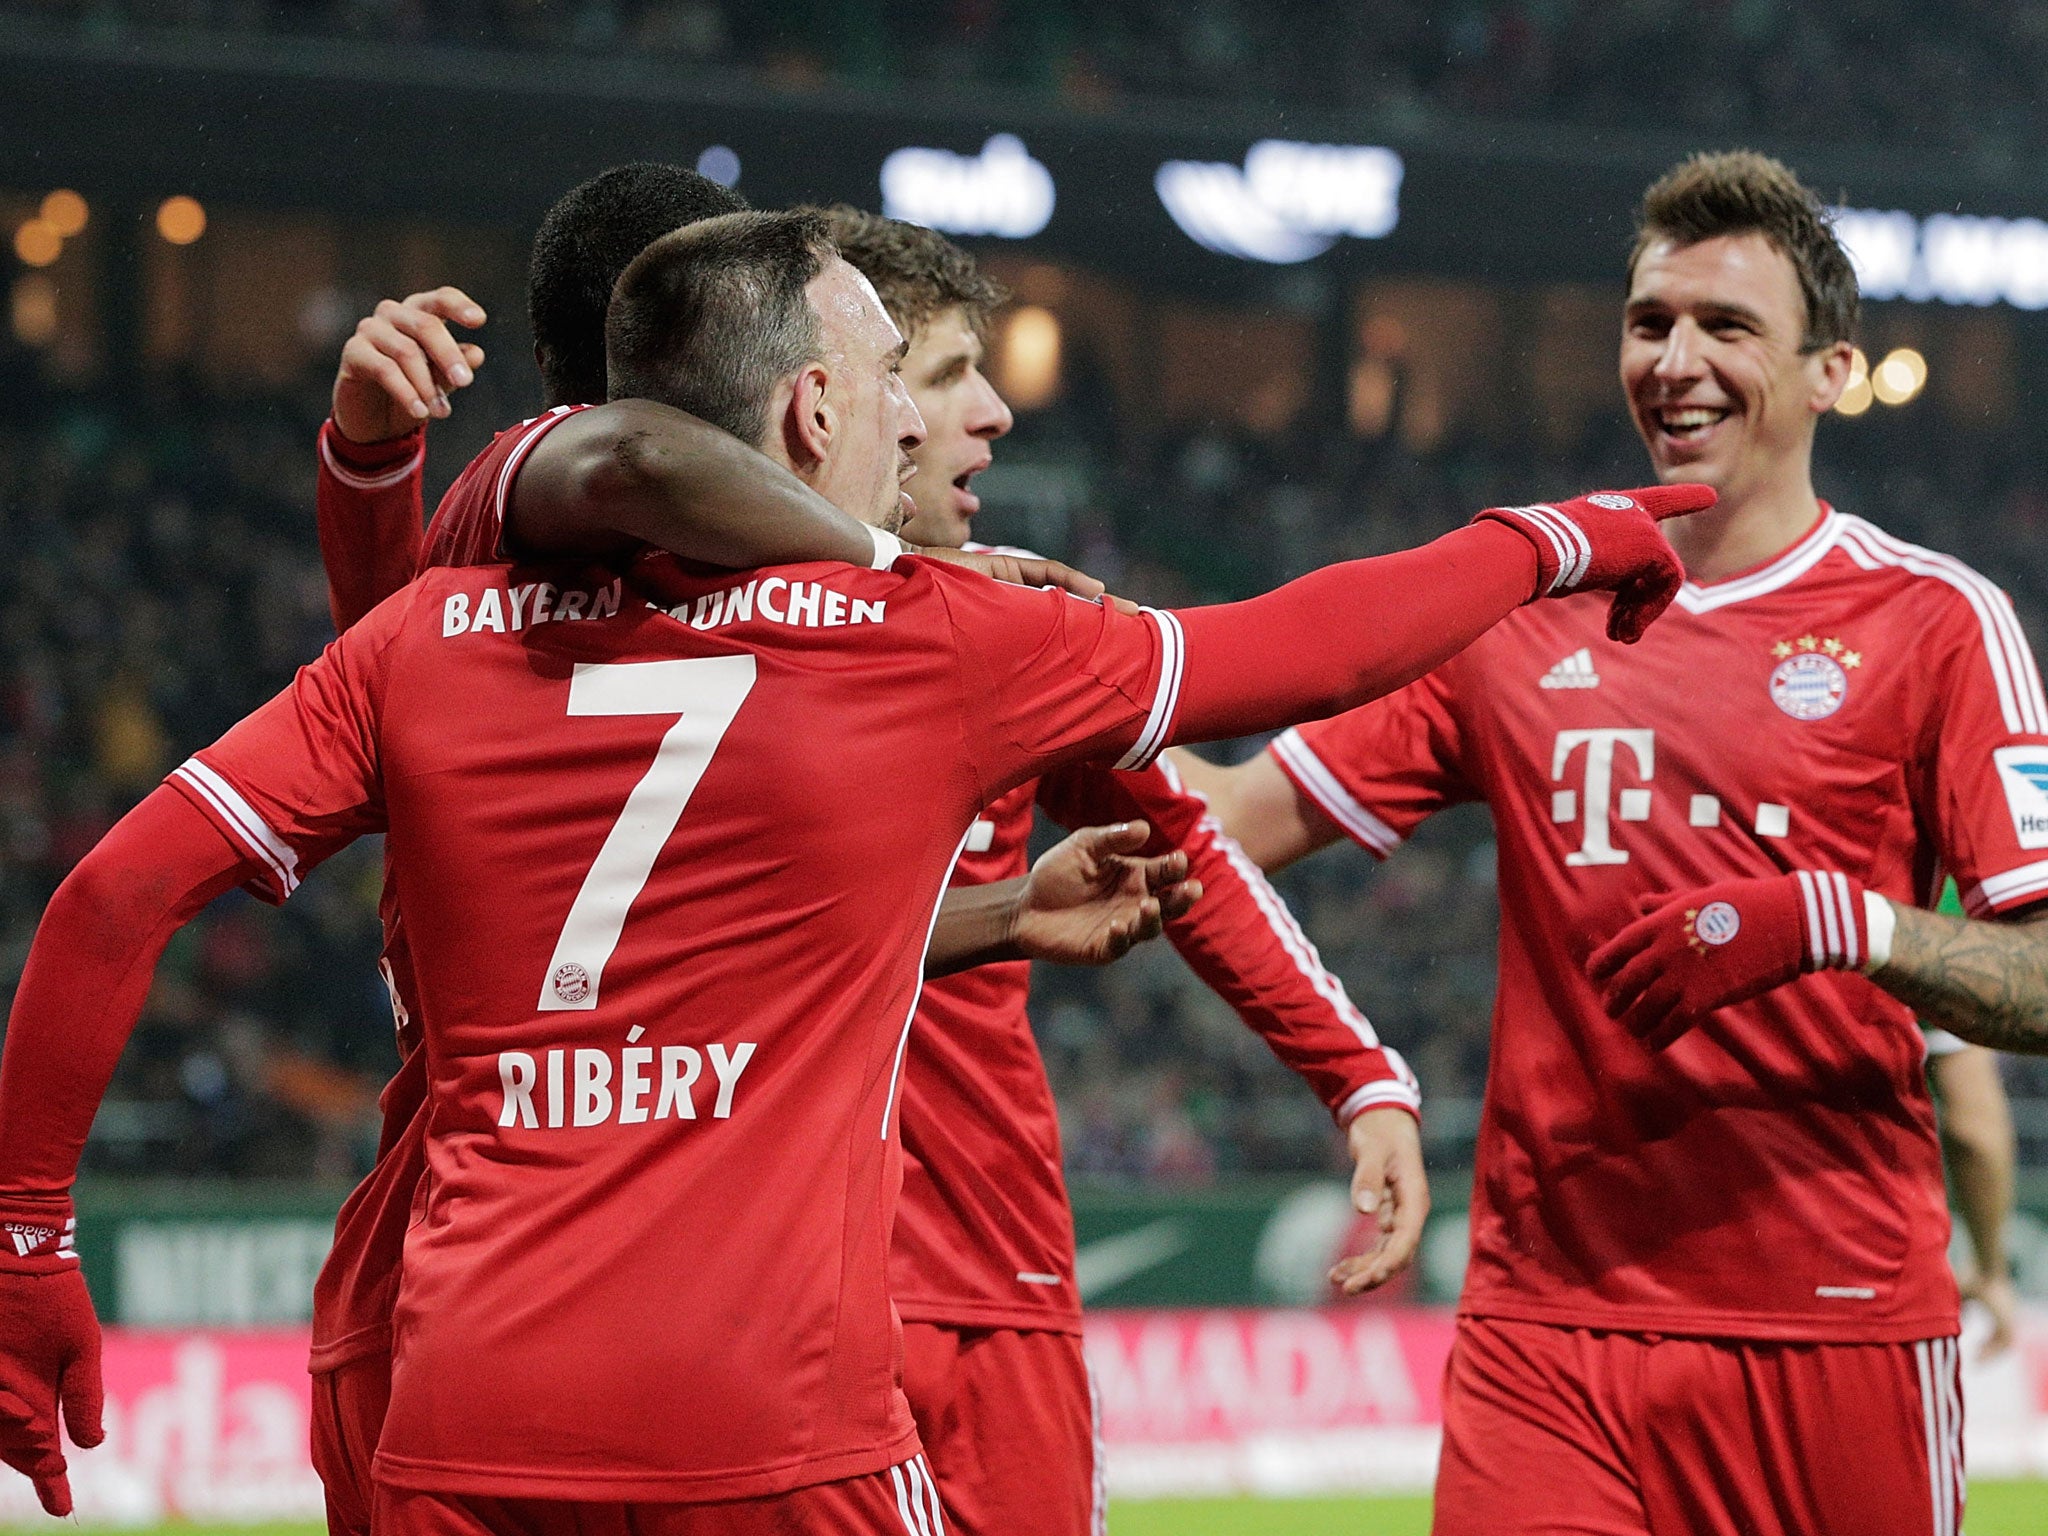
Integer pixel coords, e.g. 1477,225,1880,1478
1551,729,1655,865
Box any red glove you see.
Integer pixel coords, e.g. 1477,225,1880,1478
0,1197,102,1517
1587,870,1881,1049
1473,484,1715,643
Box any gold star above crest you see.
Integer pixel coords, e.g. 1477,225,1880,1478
1821,637,1843,655
1797,634,1819,651
1771,640,1794,658
1842,650,1862,668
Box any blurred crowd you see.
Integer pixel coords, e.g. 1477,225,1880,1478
3,335,2045,1183
10,0,2048,158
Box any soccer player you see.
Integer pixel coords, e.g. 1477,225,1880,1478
816,206,1433,1535
0,208,1702,1529
322,190,1433,1535
1176,150,2048,1535
305,165,1152,1536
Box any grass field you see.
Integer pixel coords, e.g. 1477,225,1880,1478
27,1486,2048,1535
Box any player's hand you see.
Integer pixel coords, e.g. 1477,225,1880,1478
1472,483,1716,643
1964,1270,2018,1361
1328,1106,1428,1296
914,546,1142,616
332,287,487,444
1588,871,1875,1049
1010,821,1202,966
0,1201,103,1517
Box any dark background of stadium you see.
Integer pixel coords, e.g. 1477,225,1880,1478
2,4,2045,1265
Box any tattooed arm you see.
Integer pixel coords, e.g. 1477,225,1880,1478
1872,903,2048,1052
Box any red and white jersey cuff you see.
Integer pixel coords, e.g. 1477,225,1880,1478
1966,859,2048,916
319,425,425,491
1269,730,1402,857
1114,608,1185,771
1337,1077,1422,1125
171,757,300,898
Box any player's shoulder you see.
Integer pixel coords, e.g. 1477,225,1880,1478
1821,509,2015,619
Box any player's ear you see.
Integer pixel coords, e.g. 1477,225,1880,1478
787,362,834,468
1806,338,1854,416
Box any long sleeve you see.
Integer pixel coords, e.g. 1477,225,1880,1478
1034,760,1419,1125
0,790,257,1196
316,421,426,632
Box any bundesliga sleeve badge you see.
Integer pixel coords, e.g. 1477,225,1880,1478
1767,634,1859,721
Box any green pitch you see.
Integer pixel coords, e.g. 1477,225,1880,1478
19,1485,2048,1535
1111,1482,2048,1534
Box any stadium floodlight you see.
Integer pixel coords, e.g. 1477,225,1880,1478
879,134,1056,239
1832,205,2048,310
1156,141,1403,264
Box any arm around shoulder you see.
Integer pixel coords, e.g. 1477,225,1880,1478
508,400,877,567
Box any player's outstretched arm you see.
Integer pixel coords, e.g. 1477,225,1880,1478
1929,1044,2019,1358
0,789,258,1516
319,287,487,630
1163,485,1712,748
923,822,1198,978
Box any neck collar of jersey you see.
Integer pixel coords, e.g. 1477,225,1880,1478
1673,503,1839,614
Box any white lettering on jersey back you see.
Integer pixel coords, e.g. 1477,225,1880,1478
656,578,886,635
442,578,624,638
1993,746,2048,849
1551,729,1655,866
496,1044,756,1129
1540,648,1600,689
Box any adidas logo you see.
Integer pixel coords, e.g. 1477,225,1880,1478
4,1219,76,1260
1540,649,1600,689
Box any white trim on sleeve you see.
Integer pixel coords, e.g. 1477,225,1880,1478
1337,1075,1423,1123
491,407,581,551
1269,728,1402,856
1967,857,2048,915
319,431,424,491
1114,607,1185,771
172,757,300,896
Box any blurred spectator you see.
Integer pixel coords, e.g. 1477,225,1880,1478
13,1,2048,159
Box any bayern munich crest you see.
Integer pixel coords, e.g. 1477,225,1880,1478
1767,635,1859,721
1693,901,1741,945
551,962,592,1004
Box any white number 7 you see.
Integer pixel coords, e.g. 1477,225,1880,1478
538,656,757,1012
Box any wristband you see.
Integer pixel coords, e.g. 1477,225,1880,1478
1861,889,1896,973
866,526,906,570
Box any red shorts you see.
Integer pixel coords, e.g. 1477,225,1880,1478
900,1321,1102,1536
309,1350,394,1536
373,1459,946,1536
1433,1316,1965,1536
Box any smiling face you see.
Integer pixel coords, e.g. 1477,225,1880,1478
1621,232,1852,512
895,305,1015,548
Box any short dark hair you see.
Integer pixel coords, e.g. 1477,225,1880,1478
528,163,749,408
1630,150,1859,352
606,209,835,447
811,205,1008,342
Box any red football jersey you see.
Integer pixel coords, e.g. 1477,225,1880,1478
309,410,588,1373
168,553,1179,1499
1273,508,2048,1343
890,550,1416,1334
